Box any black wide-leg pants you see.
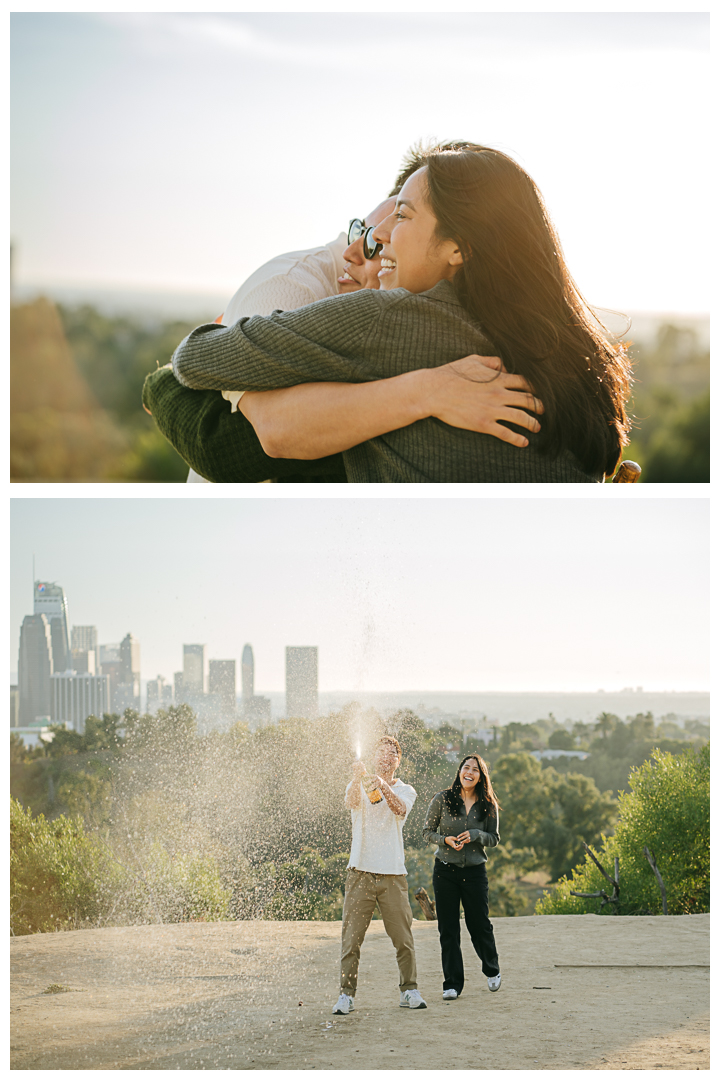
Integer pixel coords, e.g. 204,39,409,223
432,859,500,994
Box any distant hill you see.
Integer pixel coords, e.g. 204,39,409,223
252,688,710,726
10,299,128,481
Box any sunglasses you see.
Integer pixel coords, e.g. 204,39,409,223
348,218,382,260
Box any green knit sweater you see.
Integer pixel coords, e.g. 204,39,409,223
142,367,347,483
147,280,603,483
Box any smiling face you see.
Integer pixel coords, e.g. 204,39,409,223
459,757,482,793
374,739,401,774
372,167,463,293
338,198,396,294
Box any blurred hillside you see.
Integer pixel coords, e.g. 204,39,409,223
10,299,128,481
622,321,710,482
10,299,709,483
10,299,192,482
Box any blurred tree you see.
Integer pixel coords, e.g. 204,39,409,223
641,391,710,482
11,300,128,480
492,753,617,882
548,729,575,750
619,319,709,483
594,712,618,741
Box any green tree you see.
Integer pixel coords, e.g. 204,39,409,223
536,745,709,915
642,391,710,483
492,753,616,882
548,729,574,750
594,712,618,741
44,712,125,758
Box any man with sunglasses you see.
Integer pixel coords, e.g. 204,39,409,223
183,199,392,482
337,205,392,293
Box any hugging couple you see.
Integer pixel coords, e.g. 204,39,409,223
334,735,501,1014
143,140,634,484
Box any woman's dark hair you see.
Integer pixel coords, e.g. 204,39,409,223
389,139,477,197
419,144,632,477
444,754,500,818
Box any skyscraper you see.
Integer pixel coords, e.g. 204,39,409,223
183,645,205,696
71,625,97,652
240,644,271,727
208,659,236,715
18,613,54,725
116,633,141,711
99,643,122,705
146,675,173,712
51,672,111,734
241,644,254,700
285,646,318,719
99,635,140,712
71,625,98,674
34,581,70,674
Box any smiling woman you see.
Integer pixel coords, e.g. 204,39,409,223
423,755,503,999
374,171,464,295
144,142,632,483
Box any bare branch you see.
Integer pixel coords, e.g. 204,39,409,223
582,841,617,888
643,846,668,916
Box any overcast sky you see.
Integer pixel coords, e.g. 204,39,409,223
10,497,709,693
10,10,709,313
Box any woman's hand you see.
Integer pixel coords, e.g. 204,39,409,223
424,355,544,447
444,836,464,851
455,831,471,845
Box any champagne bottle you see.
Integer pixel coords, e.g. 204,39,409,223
362,774,383,804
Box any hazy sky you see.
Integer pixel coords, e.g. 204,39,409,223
10,11,709,312
10,498,709,693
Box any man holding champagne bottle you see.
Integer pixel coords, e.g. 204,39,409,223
332,735,428,1014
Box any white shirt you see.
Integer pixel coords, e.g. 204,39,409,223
186,233,347,484
345,778,417,876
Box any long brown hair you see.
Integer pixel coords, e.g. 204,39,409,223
445,754,500,818
420,143,632,477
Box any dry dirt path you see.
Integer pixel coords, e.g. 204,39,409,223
10,913,709,1070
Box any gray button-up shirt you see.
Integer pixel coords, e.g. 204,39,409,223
423,791,500,867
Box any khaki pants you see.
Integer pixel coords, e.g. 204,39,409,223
340,868,417,994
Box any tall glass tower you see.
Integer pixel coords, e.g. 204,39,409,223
18,614,54,725
34,581,70,674
241,644,254,701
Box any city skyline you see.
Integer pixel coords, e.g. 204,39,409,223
11,498,710,694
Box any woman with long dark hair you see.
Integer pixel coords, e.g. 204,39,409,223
422,755,502,999
149,142,632,482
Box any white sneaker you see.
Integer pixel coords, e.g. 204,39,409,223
442,989,459,1000
399,988,427,1009
487,974,502,992
332,992,354,1014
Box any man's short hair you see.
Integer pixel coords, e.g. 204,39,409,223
376,734,402,761
388,139,477,197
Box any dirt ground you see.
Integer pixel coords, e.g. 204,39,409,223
10,913,709,1070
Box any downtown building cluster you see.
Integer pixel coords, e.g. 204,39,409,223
12,580,319,746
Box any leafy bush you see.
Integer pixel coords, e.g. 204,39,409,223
231,848,348,920
536,745,709,915
10,795,231,934
10,796,121,935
